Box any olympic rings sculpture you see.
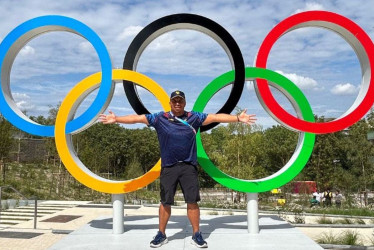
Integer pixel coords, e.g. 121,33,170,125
0,11,373,194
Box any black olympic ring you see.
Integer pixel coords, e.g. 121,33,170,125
122,13,245,132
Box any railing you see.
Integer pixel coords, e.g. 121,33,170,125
0,186,37,229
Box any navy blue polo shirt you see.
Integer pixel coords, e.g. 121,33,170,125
145,111,207,167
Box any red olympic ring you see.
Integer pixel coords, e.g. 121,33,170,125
255,11,374,134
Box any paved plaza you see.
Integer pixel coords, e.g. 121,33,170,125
4,201,374,249
49,214,322,250
0,201,329,250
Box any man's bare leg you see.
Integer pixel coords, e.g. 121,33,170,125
159,203,171,234
187,203,200,233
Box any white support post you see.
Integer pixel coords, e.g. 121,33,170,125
247,192,259,234
112,194,125,234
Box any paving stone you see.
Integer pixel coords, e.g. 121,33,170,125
41,215,82,223
0,231,43,239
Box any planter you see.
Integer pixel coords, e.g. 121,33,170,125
7,199,17,209
1,200,7,209
18,200,28,206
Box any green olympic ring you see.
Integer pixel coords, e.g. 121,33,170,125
194,67,316,193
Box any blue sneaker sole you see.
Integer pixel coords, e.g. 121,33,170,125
190,239,208,248
150,238,168,248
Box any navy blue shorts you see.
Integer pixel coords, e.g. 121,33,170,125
160,162,200,205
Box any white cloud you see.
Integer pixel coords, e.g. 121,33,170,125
12,92,31,100
246,81,254,92
19,45,35,56
113,84,125,97
112,83,144,97
275,70,321,91
12,92,33,111
15,100,35,111
78,42,94,53
293,2,325,14
0,0,372,124
16,100,27,109
147,33,179,51
107,106,134,112
330,83,358,95
116,26,143,41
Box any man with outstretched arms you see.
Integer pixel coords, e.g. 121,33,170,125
99,90,256,248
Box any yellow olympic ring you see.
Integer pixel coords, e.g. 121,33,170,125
55,69,170,194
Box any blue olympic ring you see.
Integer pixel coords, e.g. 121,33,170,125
0,15,112,137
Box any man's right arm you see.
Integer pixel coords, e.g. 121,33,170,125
98,111,149,125
115,114,149,125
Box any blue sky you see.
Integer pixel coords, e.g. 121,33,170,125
1,0,374,130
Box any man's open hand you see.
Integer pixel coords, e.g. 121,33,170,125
98,110,116,124
238,109,257,125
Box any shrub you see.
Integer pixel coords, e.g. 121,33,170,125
354,219,365,225
316,230,362,246
316,216,333,224
208,211,219,215
334,218,353,224
316,231,339,244
339,230,362,246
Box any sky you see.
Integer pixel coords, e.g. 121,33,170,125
1,0,374,130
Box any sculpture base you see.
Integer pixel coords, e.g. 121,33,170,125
50,214,322,250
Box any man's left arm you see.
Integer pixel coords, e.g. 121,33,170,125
202,109,256,126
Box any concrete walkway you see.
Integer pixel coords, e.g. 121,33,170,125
0,201,115,250
49,214,322,250
6,201,373,249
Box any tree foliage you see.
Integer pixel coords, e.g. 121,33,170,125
0,114,14,160
1,106,374,194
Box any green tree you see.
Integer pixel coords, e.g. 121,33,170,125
303,132,344,189
127,127,160,174
0,114,14,160
261,125,298,176
74,122,128,178
73,123,160,181
29,104,61,163
345,119,374,192
201,120,265,183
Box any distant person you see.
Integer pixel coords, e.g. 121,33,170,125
277,195,286,206
312,189,321,204
324,189,333,207
99,90,256,248
310,195,319,207
335,190,343,208
320,190,325,204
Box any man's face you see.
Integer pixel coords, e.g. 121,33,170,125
169,96,186,114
